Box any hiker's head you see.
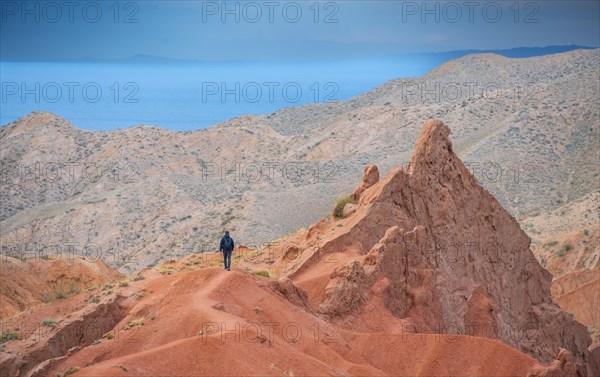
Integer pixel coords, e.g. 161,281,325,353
225,231,229,236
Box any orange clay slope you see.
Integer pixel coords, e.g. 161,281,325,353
40,267,562,377
0,255,122,319
0,120,593,377
552,266,600,328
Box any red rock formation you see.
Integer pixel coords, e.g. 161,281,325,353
275,120,593,374
527,349,585,377
351,164,380,202
362,164,379,188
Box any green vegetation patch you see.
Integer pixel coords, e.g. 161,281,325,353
334,195,353,218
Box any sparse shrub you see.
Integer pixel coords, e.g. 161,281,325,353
43,293,54,303
334,196,353,219
125,317,145,330
119,281,129,288
106,332,114,340
135,293,144,300
544,240,559,247
556,250,565,258
42,318,58,328
68,281,80,294
90,296,100,304
583,229,590,236
221,216,235,226
54,288,66,300
57,367,79,377
253,270,271,278
563,243,573,252
0,331,20,344
132,276,145,282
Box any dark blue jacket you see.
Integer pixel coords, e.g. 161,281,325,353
220,235,235,253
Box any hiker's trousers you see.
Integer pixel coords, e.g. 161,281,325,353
223,250,232,269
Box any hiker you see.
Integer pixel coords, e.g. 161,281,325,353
219,231,235,271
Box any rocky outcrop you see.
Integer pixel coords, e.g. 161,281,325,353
271,277,310,309
342,203,357,217
351,164,380,202
277,120,594,374
0,294,126,377
362,165,379,188
527,349,585,377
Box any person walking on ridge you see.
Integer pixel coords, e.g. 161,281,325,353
219,231,235,271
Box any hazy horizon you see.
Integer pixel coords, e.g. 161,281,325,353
2,0,599,130
1,45,596,131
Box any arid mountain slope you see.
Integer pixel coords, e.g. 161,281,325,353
524,192,599,277
1,49,598,274
0,120,592,376
520,192,600,351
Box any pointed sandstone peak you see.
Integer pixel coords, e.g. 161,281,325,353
275,119,593,374
410,119,452,166
407,119,472,189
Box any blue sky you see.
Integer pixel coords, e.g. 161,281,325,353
1,0,599,61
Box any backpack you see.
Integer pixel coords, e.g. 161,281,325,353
223,236,233,251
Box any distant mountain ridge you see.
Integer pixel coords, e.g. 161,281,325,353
1,45,594,64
